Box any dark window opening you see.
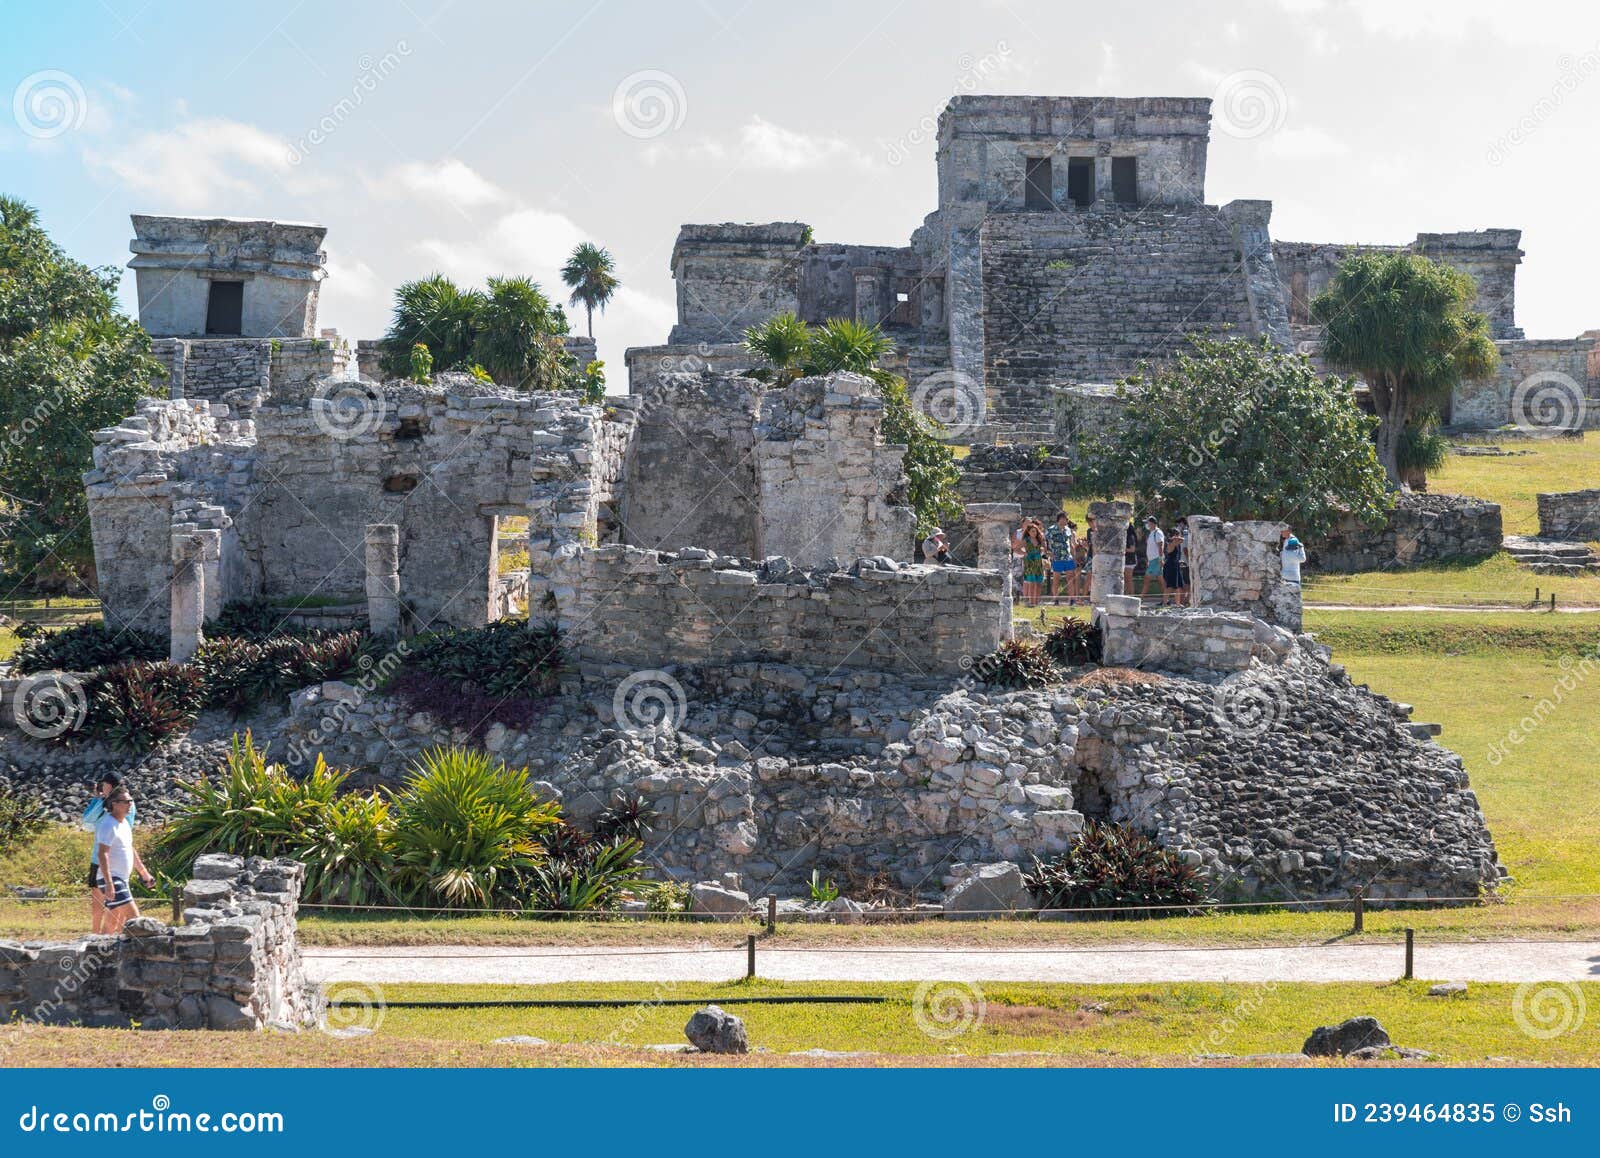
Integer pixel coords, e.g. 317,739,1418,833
1067,158,1095,208
1112,156,1139,206
1024,157,1053,209
382,473,420,494
204,280,245,336
394,416,428,441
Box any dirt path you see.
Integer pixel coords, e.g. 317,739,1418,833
303,940,1600,985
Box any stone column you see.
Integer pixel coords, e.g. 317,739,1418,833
169,531,205,663
195,529,223,623
1088,500,1132,608
364,523,402,639
964,502,1020,639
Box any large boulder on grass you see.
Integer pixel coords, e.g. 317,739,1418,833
1303,1016,1391,1057
941,862,1032,920
685,1005,748,1054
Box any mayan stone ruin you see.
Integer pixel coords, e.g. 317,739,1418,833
2,91,1536,941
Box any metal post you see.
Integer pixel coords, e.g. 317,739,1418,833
1534,586,1540,605
1404,928,1414,980
766,894,777,935
1352,886,1364,934
746,933,757,980
1550,592,1557,612
170,892,183,926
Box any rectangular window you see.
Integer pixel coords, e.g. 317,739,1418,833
1067,157,1095,207
1024,157,1053,209
205,280,245,335
1112,156,1139,205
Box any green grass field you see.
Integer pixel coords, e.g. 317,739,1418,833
3,979,1594,1067
1431,436,1599,539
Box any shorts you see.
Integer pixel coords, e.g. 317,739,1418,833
1052,559,1074,573
103,874,135,910
1146,559,1162,577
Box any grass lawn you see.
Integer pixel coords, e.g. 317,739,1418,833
1303,554,1600,608
1432,435,1600,538
2,979,1595,1067
0,596,102,661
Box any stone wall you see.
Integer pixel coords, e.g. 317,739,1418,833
1186,516,1301,632
668,223,808,345
1098,595,1293,676
85,377,634,637
0,855,313,1031
979,205,1274,427
1538,489,1600,541
554,546,1006,678
152,336,348,417
950,446,1073,562
1449,336,1599,430
623,343,752,395
1311,493,1504,573
619,372,915,565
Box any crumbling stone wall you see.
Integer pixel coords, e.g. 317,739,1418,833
1312,493,1503,572
668,223,807,345
555,547,1005,678
1098,596,1292,676
1186,516,1301,632
1449,336,1599,430
0,855,312,1031
949,446,1072,562
1538,489,1600,541
623,343,752,395
620,372,915,565
152,337,348,418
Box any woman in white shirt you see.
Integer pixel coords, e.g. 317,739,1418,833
95,789,154,934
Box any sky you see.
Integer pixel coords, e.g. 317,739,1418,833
4,0,1599,381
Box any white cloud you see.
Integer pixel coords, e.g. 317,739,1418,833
376,158,509,210
645,116,873,172
1262,125,1350,159
84,117,327,210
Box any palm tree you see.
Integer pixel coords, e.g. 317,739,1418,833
472,276,567,390
380,274,484,378
560,243,619,339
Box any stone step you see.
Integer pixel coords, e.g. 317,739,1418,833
1501,535,1600,573
1404,722,1443,739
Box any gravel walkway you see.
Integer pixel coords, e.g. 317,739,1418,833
303,940,1600,985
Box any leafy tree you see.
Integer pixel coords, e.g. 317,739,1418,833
742,314,960,536
1070,335,1390,538
0,196,163,588
560,242,619,339
1312,251,1498,486
378,273,574,391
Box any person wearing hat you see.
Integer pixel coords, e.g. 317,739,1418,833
921,527,950,564
94,788,154,934
82,772,136,933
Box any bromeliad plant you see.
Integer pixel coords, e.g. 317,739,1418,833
11,622,166,675
1042,618,1103,667
1025,821,1208,917
969,638,1059,689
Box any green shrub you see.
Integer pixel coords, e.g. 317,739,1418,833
80,661,205,751
155,733,394,905
192,630,369,714
12,622,165,674
1026,821,1208,916
969,638,1058,689
405,618,563,698
209,599,310,641
0,786,49,858
527,836,645,913
1043,619,1103,666
387,747,561,909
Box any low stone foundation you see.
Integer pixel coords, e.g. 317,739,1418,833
1098,596,1292,676
1186,517,1302,632
0,855,312,1031
1311,493,1504,573
1538,489,1600,542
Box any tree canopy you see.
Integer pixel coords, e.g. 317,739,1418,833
1312,251,1498,485
560,243,619,340
1068,335,1391,538
742,313,960,536
0,196,163,588
378,273,576,390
